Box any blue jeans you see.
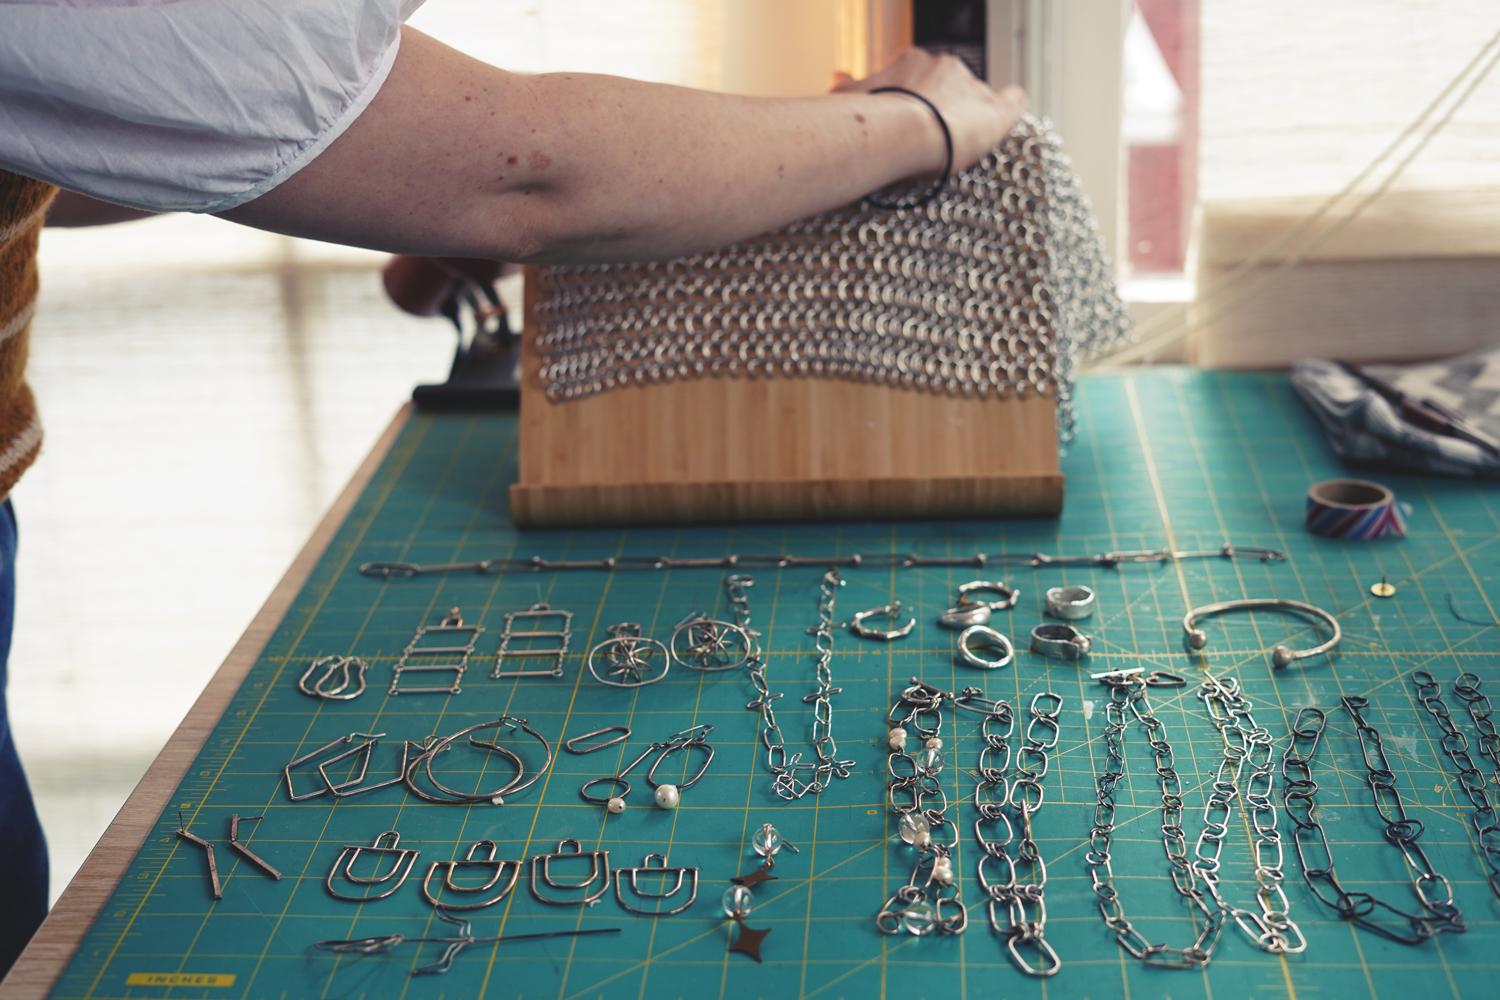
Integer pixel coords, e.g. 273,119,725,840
0,501,47,978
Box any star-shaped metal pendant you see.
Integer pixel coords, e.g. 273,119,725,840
730,866,777,889
728,917,771,963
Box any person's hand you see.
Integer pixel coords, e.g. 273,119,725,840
832,49,1026,176
382,255,516,317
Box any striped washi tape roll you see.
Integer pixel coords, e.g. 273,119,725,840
1305,479,1408,539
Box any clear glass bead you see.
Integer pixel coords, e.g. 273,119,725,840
751,823,781,858
722,885,754,919
898,813,931,845
917,747,943,772
901,900,936,936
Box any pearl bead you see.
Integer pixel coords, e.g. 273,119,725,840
932,858,954,885
888,727,907,751
654,784,681,809
924,736,943,750
606,796,627,814
914,829,932,849
898,812,930,845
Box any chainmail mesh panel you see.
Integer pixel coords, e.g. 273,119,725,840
535,115,1131,442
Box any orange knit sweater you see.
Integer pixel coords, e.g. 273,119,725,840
0,170,53,498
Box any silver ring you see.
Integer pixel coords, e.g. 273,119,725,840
1045,585,1096,620
938,603,990,630
849,602,916,641
1029,623,1092,660
957,580,1020,611
956,625,1014,670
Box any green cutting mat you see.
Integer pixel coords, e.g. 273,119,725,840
46,370,1500,1000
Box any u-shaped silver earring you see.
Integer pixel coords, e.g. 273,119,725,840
325,831,420,902
529,839,611,905
421,839,521,911
614,853,699,916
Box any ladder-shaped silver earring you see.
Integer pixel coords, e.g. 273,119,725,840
493,603,572,679
614,853,699,917
389,607,483,695
325,831,422,902
529,839,611,905
421,840,521,911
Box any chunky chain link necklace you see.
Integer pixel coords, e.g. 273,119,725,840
737,570,854,800
1411,671,1500,899
1281,695,1466,943
1453,670,1500,778
1087,675,1224,968
968,688,1063,976
1194,677,1305,954
878,679,966,937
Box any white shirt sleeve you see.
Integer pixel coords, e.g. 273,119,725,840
0,0,427,213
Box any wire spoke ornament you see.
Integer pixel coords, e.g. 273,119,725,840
670,612,754,672
587,623,669,688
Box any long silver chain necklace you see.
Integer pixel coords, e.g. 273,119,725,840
359,542,1284,580
736,570,854,800
1087,674,1223,968
1194,677,1305,954
1453,671,1500,778
1281,695,1466,943
1411,671,1500,899
878,679,965,936
968,688,1063,976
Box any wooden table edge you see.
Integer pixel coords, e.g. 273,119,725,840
0,405,412,1000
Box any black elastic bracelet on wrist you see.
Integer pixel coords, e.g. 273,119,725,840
864,86,954,211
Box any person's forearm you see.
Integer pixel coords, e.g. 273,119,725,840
498,73,943,262
45,190,155,227
226,29,953,264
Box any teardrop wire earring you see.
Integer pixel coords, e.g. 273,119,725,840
578,724,715,814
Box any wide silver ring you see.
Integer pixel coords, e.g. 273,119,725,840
956,625,1014,671
1045,585,1096,621
1029,623,1092,661
938,603,990,630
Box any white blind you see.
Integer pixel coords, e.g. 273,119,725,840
1200,0,1500,202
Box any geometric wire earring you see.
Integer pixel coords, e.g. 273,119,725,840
173,811,222,901
587,623,669,688
613,853,699,917
529,839,612,906
324,830,422,903
420,840,522,912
